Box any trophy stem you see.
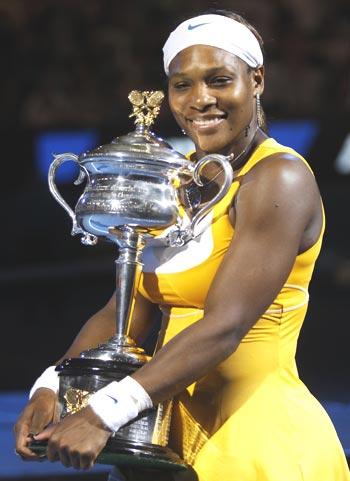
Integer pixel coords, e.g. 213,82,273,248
113,227,145,344
77,226,148,362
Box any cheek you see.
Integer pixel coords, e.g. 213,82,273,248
168,89,180,109
168,93,186,123
228,81,252,106
225,86,254,120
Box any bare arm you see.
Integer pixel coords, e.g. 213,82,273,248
14,287,157,459
133,154,322,403
30,154,323,469
57,291,158,363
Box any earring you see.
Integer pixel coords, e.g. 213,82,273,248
256,93,264,128
181,129,186,135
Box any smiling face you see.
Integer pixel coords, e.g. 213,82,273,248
168,45,264,157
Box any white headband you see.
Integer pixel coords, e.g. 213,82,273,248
163,14,263,75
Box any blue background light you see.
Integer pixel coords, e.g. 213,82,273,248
35,130,98,183
268,120,319,156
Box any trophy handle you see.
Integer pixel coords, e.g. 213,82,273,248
190,153,234,231
167,154,233,247
48,153,98,246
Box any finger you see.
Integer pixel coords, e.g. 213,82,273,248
17,446,47,462
14,418,29,449
46,438,60,463
29,410,52,436
34,424,56,441
15,420,49,460
58,446,72,468
13,414,26,437
53,400,61,424
66,447,83,470
14,409,33,438
14,450,43,462
15,446,42,460
14,421,39,459
81,451,96,470
15,435,45,460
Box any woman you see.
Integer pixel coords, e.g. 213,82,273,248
14,10,350,481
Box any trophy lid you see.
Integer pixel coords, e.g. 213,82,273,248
79,90,191,170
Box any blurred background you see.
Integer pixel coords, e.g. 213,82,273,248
0,0,349,479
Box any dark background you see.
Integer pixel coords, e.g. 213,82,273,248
0,0,349,467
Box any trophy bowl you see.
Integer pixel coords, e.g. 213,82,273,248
31,90,233,470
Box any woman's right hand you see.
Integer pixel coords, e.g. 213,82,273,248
14,388,60,460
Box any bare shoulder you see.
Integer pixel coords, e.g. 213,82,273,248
237,151,320,211
233,150,323,252
244,151,318,192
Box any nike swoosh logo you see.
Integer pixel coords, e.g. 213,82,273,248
105,394,119,404
188,22,210,30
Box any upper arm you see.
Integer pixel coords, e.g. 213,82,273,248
204,154,319,341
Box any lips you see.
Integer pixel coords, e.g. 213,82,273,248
188,115,226,132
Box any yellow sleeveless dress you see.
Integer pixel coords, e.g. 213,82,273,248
138,138,350,481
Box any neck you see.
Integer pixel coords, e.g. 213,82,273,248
192,125,268,171
228,127,268,172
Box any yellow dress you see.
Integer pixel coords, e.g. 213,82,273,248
138,138,350,481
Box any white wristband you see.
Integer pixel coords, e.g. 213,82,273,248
29,365,59,399
88,376,153,433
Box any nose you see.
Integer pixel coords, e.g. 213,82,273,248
190,83,217,110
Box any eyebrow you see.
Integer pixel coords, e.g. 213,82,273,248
170,66,236,79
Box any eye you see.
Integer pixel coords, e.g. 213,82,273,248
171,81,190,90
209,76,232,86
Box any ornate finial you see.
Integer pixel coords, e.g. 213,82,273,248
128,90,164,128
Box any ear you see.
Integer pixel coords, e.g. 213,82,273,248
252,66,264,96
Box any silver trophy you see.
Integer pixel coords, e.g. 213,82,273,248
38,91,233,470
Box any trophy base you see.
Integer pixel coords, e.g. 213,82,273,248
29,439,188,471
53,353,187,471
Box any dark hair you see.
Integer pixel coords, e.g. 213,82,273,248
204,8,268,132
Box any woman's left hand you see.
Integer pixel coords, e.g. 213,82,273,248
34,406,112,470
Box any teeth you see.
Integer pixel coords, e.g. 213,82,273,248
192,118,223,127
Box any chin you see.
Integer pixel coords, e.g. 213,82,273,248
195,137,230,156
